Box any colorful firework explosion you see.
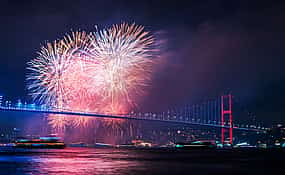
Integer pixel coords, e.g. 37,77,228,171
26,23,156,131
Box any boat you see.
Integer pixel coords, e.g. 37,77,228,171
68,142,113,148
116,140,152,148
14,136,65,149
175,140,216,149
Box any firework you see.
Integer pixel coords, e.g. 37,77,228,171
89,23,155,113
26,23,156,131
26,31,92,108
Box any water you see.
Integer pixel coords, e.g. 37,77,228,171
0,147,284,175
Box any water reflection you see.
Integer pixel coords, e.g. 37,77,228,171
0,148,145,175
1,147,281,175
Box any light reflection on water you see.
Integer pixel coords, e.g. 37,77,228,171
32,153,139,174
0,147,282,175
0,148,147,175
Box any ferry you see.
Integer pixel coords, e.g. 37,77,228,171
116,140,152,148
14,136,65,149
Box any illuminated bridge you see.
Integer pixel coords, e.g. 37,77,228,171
0,94,267,144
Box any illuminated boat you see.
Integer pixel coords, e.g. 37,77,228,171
116,140,152,148
175,140,216,149
14,136,65,149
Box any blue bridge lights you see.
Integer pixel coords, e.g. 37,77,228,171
0,94,268,132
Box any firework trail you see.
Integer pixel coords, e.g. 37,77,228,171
26,23,156,131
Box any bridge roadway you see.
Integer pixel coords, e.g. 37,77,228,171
0,106,264,132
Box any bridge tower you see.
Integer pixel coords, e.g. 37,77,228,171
221,94,233,145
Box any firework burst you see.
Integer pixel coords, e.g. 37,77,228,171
27,23,156,131
26,31,92,108
89,23,155,114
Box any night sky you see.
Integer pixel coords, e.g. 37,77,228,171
0,0,285,125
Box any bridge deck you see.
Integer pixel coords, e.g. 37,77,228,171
0,107,264,132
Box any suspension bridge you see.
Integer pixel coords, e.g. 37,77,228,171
0,94,266,144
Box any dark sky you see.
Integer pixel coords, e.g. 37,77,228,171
0,0,285,125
